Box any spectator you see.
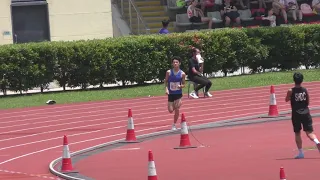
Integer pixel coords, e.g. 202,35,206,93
236,0,250,9
285,0,303,22
187,0,213,29
188,47,213,99
159,20,170,34
220,0,241,27
250,0,268,9
272,0,288,24
262,8,277,26
312,0,320,13
199,0,215,12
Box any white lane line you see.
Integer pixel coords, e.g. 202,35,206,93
1,86,320,127
0,169,59,179
0,108,297,164
0,93,291,130
0,91,273,126
1,102,319,152
1,82,319,118
0,98,279,134
0,101,296,145
0,125,170,165
0,86,295,123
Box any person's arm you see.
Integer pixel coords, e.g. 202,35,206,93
231,3,238,11
189,60,202,76
164,70,170,94
199,63,204,73
180,72,186,89
285,89,292,102
273,2,281,8
306,89,310,106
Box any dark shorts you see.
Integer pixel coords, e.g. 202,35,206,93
189,16,202,23
225,11,240,20
168,94,183,102
291,112,313,133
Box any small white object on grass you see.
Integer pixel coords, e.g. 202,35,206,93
46,100,56,105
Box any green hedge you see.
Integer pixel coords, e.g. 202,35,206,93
1,25,320,95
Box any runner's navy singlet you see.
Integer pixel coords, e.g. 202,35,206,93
290,87,310,114
168,69,182,95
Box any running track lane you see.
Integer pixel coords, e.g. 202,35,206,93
75,118,320,180
0,82,319,179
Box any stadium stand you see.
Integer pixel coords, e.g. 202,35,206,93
116,0,320,34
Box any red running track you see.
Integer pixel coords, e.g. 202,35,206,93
0,82,320,180
75,118,320,180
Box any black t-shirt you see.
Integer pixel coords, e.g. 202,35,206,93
188,57,199,78
290,87,310,114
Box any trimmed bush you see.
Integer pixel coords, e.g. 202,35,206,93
0,24,320,95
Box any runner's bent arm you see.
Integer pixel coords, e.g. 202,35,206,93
180,72,186,88
164,70,170,94
285,89,292,102
190,60,202,76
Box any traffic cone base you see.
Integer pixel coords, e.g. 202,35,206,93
120,129,142,143
269,105,279,116
120,139,142,143
174,145,197,149
174,113,197,149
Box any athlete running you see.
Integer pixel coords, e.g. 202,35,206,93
285,72,320,159
164,56,186,130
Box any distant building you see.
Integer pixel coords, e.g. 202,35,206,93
0,0,113,45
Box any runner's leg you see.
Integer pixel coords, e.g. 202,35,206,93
173,97,182,124
302,114,320,152
292,114,304,159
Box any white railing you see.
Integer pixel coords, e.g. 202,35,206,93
117,0,151,35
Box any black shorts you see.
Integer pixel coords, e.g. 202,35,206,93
225,11,240,20
291,112,313,133
189,16,202,23
168,94,182,102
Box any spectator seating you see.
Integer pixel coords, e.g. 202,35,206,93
170,0,320,32
167,0,185,11
175,13,207,32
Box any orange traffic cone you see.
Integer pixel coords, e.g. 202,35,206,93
60,135,77,173
280,167,286,180
121,109,140,143
174,113,197,149
268,85,279,117
148,150,158,180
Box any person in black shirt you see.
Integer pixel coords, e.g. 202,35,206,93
285,72,320,159
188,47,213,99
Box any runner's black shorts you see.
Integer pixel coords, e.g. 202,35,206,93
168,94,182,102
291,112,313,133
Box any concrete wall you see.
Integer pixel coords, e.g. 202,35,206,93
0,0,114,45
0,0,13,45
47,0,113,41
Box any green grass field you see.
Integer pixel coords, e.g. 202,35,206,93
0,69,319,110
